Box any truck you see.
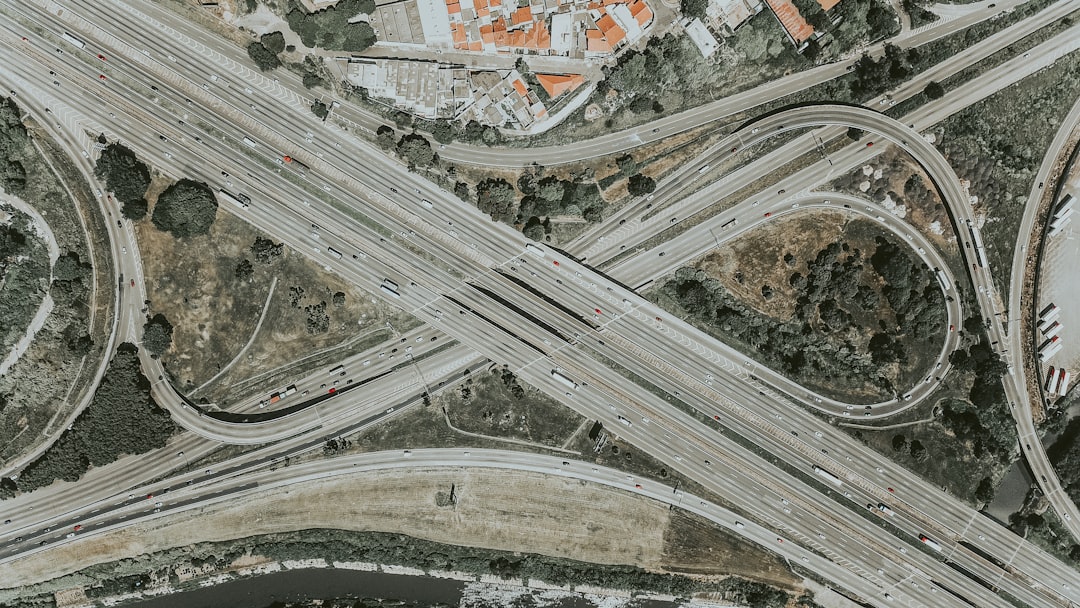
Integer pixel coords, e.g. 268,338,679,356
1054,368,1067,396
968,225,987,268
1060,370,1071,397
217,188,248,209
877,503,895,517
328,365,345,376
617,415,632,427
526,243,546,258
420,199,433,209
551,370,579,391
61,32,86,49
1056,193,1075,215
721,218,738,230
1051,206,1075,227
1039,340,1064,362
242,137,257,148
268,393,281,405
380,278,401,299
813,465,843,487
1044,320,1063,338
285,385,297,396
919,534,943,552
327,246,342,260
1045,366,1057,392
934,268,951,292
1039,303,1059,322
282,155,309,175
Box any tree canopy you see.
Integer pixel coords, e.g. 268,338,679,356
151,179,218,238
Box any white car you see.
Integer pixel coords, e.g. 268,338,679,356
363,360,371,366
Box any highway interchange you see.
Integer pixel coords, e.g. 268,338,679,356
1,0,1080,606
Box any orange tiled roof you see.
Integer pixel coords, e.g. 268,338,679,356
489,0,501,6
596,14,616,32
818,0,840,9
511,6,532,25
468,40,483,51
535,73,585,97
629,0,653,26
586,29,611,52
766,0,814,44
477,5,489,16
447,2,461,13
512,78,528,96
451,22,467,44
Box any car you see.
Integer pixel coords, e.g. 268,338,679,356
155,502,163,507
386,407,395,414
97,54,106,61
130,279,135,287
777,189,786,195
73,525,82,531
99,74,107,81
416,336,424,342
764,212,771,217
2,519,9,524
866,142,873,147
146,494,153,500
363,360,371,366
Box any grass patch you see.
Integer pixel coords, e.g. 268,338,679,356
134,188,414,402
649,215,945,404
0,207,50,353
442,364,585,448
0,99,111,466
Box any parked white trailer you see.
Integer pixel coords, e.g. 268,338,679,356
551,370,579,391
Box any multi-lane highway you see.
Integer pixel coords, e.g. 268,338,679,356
1,0,1078,606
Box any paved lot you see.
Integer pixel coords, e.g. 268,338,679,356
1037,177,1080,400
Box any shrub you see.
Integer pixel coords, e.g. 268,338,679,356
94,142,151,215
246,41,281,71
141,313,174,358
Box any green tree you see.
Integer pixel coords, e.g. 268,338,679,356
924,81,945,100
151,179,218,238
261,31,287,54
310,99,329,120
680,0,708,19
251,236,284,264
628,173,656,196
476,178,517,222
141,313,173,358
94,142,151,213
246,41,281,71
235,258,254,281
396,133,436,168
376,125,396,150
430,119,455,144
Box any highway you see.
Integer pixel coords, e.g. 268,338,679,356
1,0,1078,606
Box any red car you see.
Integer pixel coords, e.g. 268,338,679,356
764,212,772,217
97,54,106,61
866,142,874,147
73,525,82,532
98,74,107,81
130,279,135,287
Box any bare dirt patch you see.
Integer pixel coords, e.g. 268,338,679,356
0,469,673,589
828,143,962,271
698,211,848,319
135,185,413,401
661,509,798,590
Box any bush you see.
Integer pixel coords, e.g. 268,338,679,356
151,179,218,238
141,313,174,358
0,97,30,195
924,81,945,100
627,173,656,196
680,0,708,19
11,344,175,493
310,99,329,120
246,41,281,71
